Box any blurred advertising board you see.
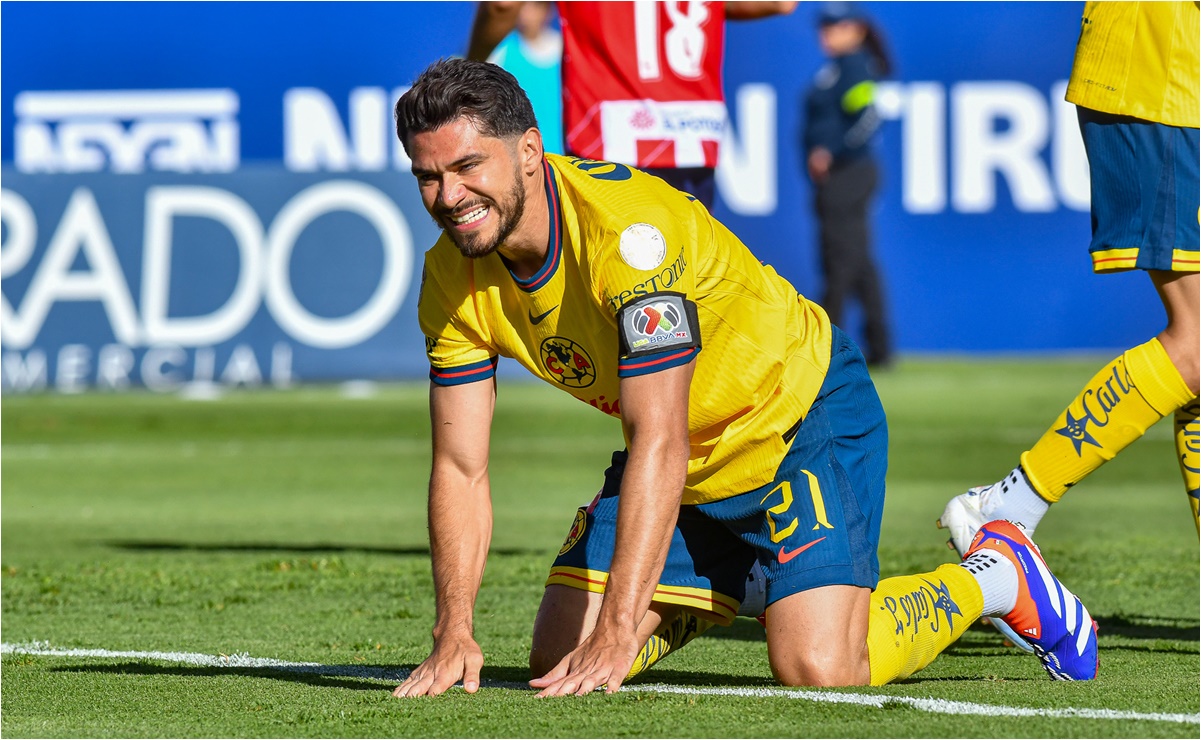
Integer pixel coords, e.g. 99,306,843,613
2,2,1158,392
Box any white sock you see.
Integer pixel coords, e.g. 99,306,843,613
960,549,1018,617
980,466,1049,535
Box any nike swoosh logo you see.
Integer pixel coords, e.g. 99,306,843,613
778,537,826,564
529,306,559,325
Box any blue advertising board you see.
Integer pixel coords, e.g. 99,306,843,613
1,2,1161,392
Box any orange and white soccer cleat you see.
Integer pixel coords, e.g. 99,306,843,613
964,520,1099,680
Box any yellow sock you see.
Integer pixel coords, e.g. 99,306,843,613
867,564,983,686
1176,399,1200,533
1021,338,1195,502
625,611,715,680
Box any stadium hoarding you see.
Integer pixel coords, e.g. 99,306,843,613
1,1,1164,392
1,169,437,391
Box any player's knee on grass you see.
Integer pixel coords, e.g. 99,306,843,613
528,585,691,678
528,585,602,677
764,585,871,687
528,643,560,679
768,639,871,687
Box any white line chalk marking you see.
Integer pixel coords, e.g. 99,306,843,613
4,642,1197,725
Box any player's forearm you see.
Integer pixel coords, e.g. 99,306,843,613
595,442,686,632
596,361,694,632
466,1,523,61
428,470,493,639
724,1,798,21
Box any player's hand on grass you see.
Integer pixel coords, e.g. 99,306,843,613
529,624,640,697
392,633,484,698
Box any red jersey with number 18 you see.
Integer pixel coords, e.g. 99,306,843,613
558,1,726,169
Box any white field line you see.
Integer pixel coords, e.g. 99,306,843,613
3,642,1197,725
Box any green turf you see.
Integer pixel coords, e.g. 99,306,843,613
2,358,1198,737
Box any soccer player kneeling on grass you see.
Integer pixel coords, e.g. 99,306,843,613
390,58,1099,698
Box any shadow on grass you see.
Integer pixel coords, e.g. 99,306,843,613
889,674,1045,684
700,611,1201,649
53,662,396,692
51,662,761,693
1094,614,1199,643
939,613,1199,658
105,540,546,557
52,660,1082,692
634,612,1201,657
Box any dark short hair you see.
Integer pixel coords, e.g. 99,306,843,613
395,57,538,152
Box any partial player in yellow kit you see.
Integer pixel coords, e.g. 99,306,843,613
938,0,1199,653
392,58,1098,699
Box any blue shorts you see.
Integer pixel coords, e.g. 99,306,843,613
547,327,887,625
1078,106,1200,274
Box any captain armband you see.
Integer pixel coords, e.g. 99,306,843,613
617,292,701,358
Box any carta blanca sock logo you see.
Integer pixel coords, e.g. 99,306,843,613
1055,409,1100,456
1054,360,1134,456
882,579,962,640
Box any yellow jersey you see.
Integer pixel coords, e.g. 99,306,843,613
1066,1,1200,128
418,154,832,504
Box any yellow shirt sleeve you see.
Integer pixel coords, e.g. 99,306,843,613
417,249,498,386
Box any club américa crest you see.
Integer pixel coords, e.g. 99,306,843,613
540,337,596,388
559,508,588,555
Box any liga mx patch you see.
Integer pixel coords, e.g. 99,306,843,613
559,508,587,555
618,292,700,358
619,223,667,270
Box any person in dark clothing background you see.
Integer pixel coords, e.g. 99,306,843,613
803,2,893,367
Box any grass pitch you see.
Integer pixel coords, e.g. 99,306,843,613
2,358,1198,737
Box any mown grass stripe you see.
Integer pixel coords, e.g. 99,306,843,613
5,642,1196,725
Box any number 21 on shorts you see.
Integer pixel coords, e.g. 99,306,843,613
760,471,834,544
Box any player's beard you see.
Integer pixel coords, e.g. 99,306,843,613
445,172,527,260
